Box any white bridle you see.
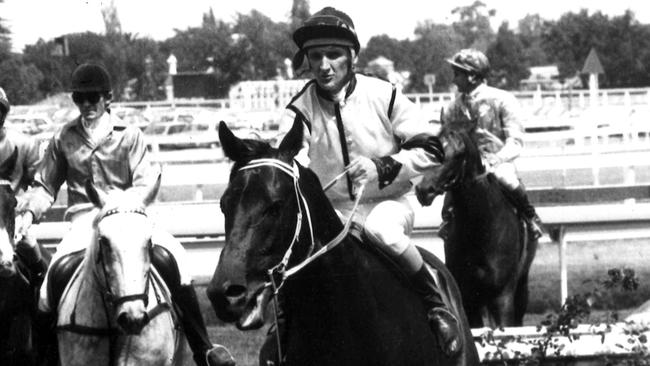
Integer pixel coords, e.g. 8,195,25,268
237,158,364,286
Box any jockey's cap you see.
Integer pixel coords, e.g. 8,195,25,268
70,63,112,93
293,7,360,53
0,87,9,124
447,49,490,78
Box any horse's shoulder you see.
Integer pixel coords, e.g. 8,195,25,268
350,234,411,285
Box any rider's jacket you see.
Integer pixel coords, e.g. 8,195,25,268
24,113,159,220
442,83,524,162
278,73,439,208
0,127,40,193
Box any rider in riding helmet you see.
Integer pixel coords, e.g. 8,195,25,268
419,48,544,240
0,86,46,283
263,7,461,364
15,63,235,366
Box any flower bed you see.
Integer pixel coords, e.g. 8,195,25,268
474,323,649,365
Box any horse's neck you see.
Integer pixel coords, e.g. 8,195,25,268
59,260,110,326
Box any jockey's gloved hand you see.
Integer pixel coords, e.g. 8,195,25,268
371,156,402,189
15,231,42,266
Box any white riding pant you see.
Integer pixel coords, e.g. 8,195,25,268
490,161,520,190
335,195,414,257
38,212,192,312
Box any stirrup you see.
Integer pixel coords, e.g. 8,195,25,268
205,344,236,366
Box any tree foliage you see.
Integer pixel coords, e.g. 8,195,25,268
486,22,529,89
540,9,650,87
3,4,650,104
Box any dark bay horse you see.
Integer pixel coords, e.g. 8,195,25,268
207,120,479,366
417,126,537,328
0,148,36,366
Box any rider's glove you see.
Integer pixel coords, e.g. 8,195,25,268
371,156,402,189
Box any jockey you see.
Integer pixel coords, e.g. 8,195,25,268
263,7,462,364
433,48,544,240
15,64,235,366
0,86,46,282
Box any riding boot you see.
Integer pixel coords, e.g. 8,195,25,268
259,295,287,366
438,194,453,241
173,284,236,366
34,310,58,366
151,245,235,366
508,185,544,240
410,265,462,357
15,236,49,288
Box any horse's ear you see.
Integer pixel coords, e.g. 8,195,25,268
85,180,107,208
0,147,18,181
278,118,304,159
219,121,247,162
142,173,161,207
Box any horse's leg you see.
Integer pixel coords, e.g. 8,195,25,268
513,274,530,325
9,312,35,365
459,285,483,328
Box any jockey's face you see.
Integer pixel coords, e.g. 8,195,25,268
452,67,479,94
306,45,355,95
73,91,111,122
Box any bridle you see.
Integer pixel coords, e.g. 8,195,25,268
95,207,152,308
59,206,170,337
237,158,364,362
238,158,364,289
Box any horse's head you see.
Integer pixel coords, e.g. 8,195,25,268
0,149,18,278
207,119,325,330
418,125,485,201
85,176,160,335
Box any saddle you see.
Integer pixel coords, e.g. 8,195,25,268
47,245,182,311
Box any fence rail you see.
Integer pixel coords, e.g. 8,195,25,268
35,183,650,304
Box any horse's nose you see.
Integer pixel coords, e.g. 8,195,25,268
116,310,148,335
0,259,15,277
206,282,248,323
224,284,247,307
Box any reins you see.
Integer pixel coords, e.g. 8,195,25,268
237,158,365,363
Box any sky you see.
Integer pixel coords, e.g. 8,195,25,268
2,0,650,53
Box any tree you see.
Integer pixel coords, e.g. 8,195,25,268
0,0,12,62
517,14,550,67
232,10,295,80
541,9,650,87
451,0,496,51
486,22,529,89
409,21,464,93
0,58,44,104
290,0,310,31
360,35,413,71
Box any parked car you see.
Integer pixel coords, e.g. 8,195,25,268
5,113,55,135
112,107,151,131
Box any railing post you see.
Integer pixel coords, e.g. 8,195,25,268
550,226,568,305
